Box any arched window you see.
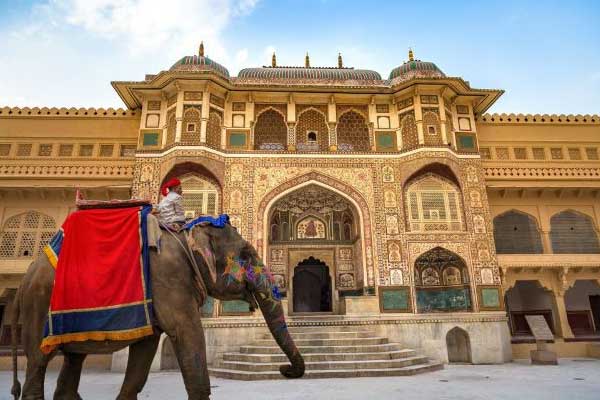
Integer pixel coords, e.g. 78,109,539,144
400,112,418,150
165,111,176,145
493,211,544,254
550,211,600,253
337,110,370,152
206,110,222,149
406,174,463,232
254,109,287,150
296,109,328,152
181,107,201,144
422,110,443,146
0,211,56,259
180,174,220,218
414,247,471,312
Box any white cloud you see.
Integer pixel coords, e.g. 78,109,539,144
46,0,259,58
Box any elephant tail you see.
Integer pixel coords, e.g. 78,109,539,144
10,286,21,400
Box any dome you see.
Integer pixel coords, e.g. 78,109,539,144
389,50,445,81
169,42,230,79
237,67,381,81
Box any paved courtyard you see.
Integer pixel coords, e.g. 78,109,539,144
1,359,599,400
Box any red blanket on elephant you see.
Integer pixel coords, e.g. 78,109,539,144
40,205,154,354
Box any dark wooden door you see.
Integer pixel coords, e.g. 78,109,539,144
293,257,331,312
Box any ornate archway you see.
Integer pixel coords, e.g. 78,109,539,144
257,172,375,289
414,247,472,313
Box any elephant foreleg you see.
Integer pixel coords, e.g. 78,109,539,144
171,320,211,400
116,335,160,400
53,352,86,400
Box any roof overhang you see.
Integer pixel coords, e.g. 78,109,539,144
112,71,503,114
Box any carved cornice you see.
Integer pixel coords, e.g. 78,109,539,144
485,167,600,180
478,113,600,124
0,162,135,179
0,107,139,119
498,254,600,269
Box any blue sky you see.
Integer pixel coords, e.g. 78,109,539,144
0,0,599,113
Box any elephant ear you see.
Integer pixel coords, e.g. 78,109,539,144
187,223,218,286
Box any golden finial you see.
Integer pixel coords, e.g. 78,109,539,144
408,48,414,62
305,52,310,68
199,41,205,57
272,52,277,67
338,52,343,68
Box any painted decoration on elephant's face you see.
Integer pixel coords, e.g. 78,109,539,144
297,217,325,239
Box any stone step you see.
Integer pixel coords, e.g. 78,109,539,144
259,331,377,340
287,325,374,333
209,362,444,380
223,349,417,363
240,343,402,354
214,355,429,372
252,337,389,347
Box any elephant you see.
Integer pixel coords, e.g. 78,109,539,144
10,220,305,400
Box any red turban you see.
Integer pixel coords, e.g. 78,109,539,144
161,178,181,196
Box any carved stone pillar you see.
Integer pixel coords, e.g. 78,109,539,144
328,122,337,151
287,122,296,151
368,122,376,151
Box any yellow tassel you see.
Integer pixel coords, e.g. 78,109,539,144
40,325,154,354
44,245,58,269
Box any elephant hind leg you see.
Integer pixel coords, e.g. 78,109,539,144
53,352,86,400
116,334,160,400
21,351,53,400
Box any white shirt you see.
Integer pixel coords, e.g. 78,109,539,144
157,191,185,225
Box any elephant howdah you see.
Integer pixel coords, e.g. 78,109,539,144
10,211,304,400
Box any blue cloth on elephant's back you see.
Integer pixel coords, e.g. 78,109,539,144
183,214,230,230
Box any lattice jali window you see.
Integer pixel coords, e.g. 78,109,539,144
337,110,370,152
493,211,543,254
400,112,418,150
406,175,463,232
165,111,176,145
423,110,443,146
296,109,329,151
180,175,220,218
206,110,222,149
550,210,600,254
181,107,201,145
254,109,287,150
0,211,56,259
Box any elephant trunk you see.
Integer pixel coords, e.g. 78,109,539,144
255,291,305,378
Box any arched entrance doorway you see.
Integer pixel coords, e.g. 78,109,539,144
293,257,332,312
264,182,365,314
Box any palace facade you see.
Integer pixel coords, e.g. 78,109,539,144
1,44,599,366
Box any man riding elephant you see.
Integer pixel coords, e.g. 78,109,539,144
10,213,304,400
